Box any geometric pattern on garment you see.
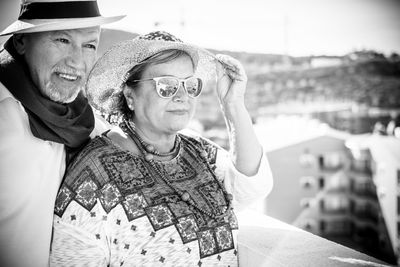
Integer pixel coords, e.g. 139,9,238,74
175,214,199,244
75,176,99,211
122,192,148,221
157,156,197,182
53,135,239,260
99,151,155,194
215,224,235,252
198,228,218,258
197,224,235,258
98,181,123,213
145,203,175,230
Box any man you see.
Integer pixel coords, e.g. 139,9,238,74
0,1,124,266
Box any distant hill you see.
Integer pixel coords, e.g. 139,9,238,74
99,29,400,115
250,58,400,109
98,29,138,56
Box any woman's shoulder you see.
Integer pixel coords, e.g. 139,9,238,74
179,129,226,165
63,134,119,184
179,129,224,151
67,135,112,168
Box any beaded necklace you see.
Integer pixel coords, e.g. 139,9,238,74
120,120,233,220
124,122,180,157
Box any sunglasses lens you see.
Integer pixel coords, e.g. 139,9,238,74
185,77,202,97
156,78,179,97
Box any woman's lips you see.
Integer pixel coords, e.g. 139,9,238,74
168,109,188,115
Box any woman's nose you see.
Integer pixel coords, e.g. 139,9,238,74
173,82,189,101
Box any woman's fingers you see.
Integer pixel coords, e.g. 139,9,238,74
215,54,247,82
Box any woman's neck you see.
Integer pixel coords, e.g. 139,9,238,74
131,120,177,154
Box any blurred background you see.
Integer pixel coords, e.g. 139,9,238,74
1,0,400,264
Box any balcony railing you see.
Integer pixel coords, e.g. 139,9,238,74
237,210,391,266
352,210,379,224
352,188,377,199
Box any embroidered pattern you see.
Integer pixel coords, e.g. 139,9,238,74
74,177,98,211
159,156,198,182
145,204,175,230
54,135,238,260
175,214,199,243
198,229,218,258
122,192,148,221
99,182,123,213
99,151,155,194
215,224,234,252
54,185,75,217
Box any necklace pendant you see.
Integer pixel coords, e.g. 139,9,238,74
226,193,233,202
144,153,154,161
223,215,229,223
181,191,190,202
146,145,155,153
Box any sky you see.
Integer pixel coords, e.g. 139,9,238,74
1,0,399,56
95,0,400,56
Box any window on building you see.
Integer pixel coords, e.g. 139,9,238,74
299,149,315,167
319,177,325,189
320,220,326,232
398,196,400,215
300,176,316,189
318,155,324,169
300,198,313,208
324,153,342,169
330,173,349,191
328,220,351,234
301,219,316,232
349,178,354,192
397,169,400,185
324,196,349,212
397,222,400,238
350,200,355,213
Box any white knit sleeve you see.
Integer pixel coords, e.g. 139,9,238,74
215,148,273,211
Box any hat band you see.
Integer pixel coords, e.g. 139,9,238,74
18,1,101,20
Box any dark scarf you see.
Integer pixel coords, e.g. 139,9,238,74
0,37,94,154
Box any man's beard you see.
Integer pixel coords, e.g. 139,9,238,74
43,82,83,103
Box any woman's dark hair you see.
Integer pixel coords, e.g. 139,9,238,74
106,49,193,124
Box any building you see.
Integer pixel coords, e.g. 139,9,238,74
347,134,400,264
257,116,397,264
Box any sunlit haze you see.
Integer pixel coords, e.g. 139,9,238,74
97,0,400,56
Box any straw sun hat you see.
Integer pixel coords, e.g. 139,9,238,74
86,31,218,114
0,0,125,36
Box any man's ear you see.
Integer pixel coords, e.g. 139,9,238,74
13,34,27,55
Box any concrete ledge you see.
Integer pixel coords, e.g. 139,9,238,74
237,210,392,267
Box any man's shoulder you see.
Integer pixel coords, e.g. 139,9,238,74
0,81,15,102
0,81,29,134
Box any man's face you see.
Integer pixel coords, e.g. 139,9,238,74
19,27,100,103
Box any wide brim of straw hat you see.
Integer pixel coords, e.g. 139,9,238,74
0,15,125,36
86,37,218,114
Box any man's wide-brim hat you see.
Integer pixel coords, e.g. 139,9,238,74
0,0,125,36
87,31,218,114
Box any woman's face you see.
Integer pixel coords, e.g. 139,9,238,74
130,55,197,136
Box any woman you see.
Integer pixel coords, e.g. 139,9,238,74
51,31,273,266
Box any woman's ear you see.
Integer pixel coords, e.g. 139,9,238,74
13,34,27,55
123,85,135,110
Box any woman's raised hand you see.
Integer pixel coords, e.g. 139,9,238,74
215,54,248,110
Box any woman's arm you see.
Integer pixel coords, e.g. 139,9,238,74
215,54,263,176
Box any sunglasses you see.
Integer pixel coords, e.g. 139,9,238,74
131,76,203,99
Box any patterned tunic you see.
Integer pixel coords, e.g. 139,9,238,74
50,133,272,266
